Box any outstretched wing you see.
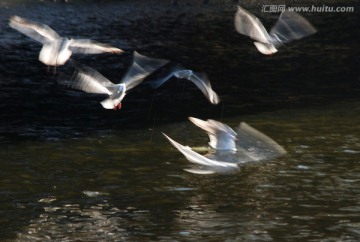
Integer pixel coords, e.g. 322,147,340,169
70,63,116,95
150,64,220,104
235,122,287,161
188,117,237,151
269,11,317,44
9,15,60,44
69,39,123,54
234,6,271,44
121,51,169,90
163,133,238,169
184,71,220,104
148,63,182,89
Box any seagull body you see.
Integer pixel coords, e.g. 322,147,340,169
163,133,238,175
188,117,237,151
164,117,287,174
71,64,126,110
69,51,169,109
150,65,220,105
234,6,317,55
9,15,123,66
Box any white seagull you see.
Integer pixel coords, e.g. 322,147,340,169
69,51,169,110
163,117,287,174
149,64,220,105
234,6,317,55
9,15,123,66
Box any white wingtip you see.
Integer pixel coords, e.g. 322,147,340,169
188,117,206,127
109,48,124,54
9,15,25,25
254,42,278,55
184,169,216,175
209,91,220,104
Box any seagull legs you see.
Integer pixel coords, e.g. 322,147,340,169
113,103,122,110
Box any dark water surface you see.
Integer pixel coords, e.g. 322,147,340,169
0,0,359,241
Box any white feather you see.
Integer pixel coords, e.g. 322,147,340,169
234,6,271,44
69,39,123,54
150,66,220,105
234,6,317,54
253,42,278,55
100,98,116,109
188,117,237,151
163,133,238,168
9,15,123,66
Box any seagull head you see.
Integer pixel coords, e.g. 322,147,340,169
111,83,126,109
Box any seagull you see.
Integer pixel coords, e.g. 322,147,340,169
163,133,239,174
234,6,317,55
163,117,287,174
69,51,169,110
149,64,220,105
9,15,123,66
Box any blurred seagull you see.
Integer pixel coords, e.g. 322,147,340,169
234,6,317,55
163,117,287,174
69,51,169,110
150,64,220,105
9,15,123,66
163,133,239,175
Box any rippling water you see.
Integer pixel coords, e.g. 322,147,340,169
2,102,360,241
1,0,359,241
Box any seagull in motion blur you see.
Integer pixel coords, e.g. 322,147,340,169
149,64,220,105
69,51,169,110
234,6,317,55
9,15,123,67
163,117,287,174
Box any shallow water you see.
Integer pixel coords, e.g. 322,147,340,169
0,0,359,241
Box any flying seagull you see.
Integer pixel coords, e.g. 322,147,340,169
163,117,287,174
234,6,317,55
69,51,169,109
149,64,220,105
9,15,123,66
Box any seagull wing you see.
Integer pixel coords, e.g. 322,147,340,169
69,39,123,54
183,169,216,175
253,42,278,55
269,11,317,44
121,51,169,90
9,15,60,43
188,117,237,151
70,63,116,95
180,71,220,104
235,122,287,161
234,6,271,44
163,133,238,168
147,63,182,89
